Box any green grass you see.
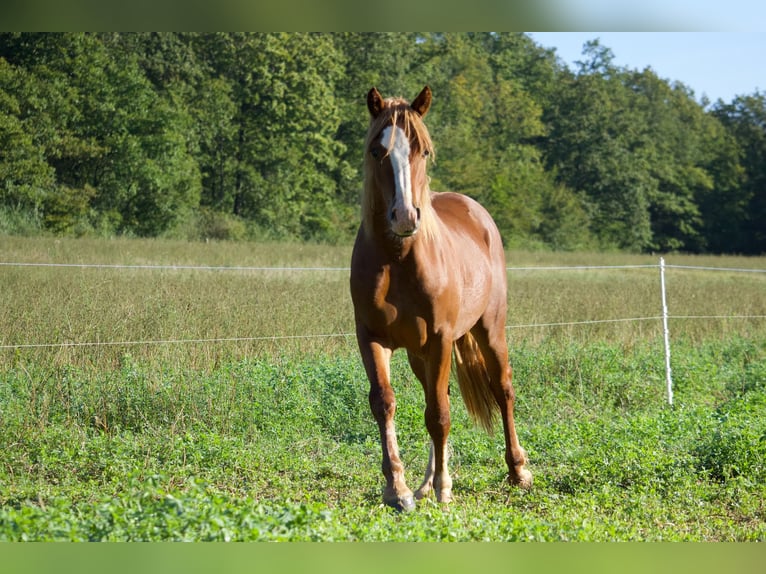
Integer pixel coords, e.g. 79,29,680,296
0,236,765,540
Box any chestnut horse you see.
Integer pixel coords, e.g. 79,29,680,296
350,86,532,511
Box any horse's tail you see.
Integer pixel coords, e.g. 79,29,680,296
453,332,498,434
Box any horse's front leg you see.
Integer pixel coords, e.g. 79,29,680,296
358,335,415,512
423,337,454,504
415,440,436,501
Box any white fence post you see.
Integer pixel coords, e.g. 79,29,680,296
660,257,674,405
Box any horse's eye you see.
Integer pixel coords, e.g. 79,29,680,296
370,148,379,159
422,150,430,158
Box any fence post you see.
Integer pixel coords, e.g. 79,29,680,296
660,257,674,405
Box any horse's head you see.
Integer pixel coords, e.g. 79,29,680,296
363,86,435,239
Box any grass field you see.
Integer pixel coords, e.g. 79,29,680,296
1,236,765,541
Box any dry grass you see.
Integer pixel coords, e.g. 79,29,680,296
1,236,764,368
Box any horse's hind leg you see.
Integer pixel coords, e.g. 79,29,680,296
472,322,533,489
359,335,415,512
407,351,436,501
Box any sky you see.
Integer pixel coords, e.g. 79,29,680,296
545,0,766,31
530,32,764,105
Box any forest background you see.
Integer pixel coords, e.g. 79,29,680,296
1,32,764,254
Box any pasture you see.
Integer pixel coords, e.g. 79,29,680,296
1,236,765,541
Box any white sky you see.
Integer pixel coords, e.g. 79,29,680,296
548,0,766,31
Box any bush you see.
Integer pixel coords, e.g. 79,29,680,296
0,206,44,236
694,391,766,483
167,208,248,242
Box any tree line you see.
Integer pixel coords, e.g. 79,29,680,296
0,32,763,253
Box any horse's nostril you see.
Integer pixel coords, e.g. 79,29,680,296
416,207,421,220
390,208,397,221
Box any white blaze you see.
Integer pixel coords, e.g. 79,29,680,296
380,125,419,235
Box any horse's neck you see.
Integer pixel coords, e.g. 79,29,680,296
368,225,444,269
370,231,416,262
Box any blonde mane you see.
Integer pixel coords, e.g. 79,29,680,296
362,98,439,241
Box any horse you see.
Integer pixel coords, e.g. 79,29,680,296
350,86,533,511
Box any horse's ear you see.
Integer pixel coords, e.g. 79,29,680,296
411,85,432,117
367,87,385,118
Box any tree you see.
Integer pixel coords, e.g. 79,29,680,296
0,32,758,252
194,33,350,239
0,33,201,236
0,57,55,216
626,69,712,252
542,41,654,250
404,33,589,249
332,33,427,210
712,92,766,254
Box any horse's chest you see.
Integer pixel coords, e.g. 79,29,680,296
358,266,453,349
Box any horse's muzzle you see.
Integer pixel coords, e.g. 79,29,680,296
390,206,421,237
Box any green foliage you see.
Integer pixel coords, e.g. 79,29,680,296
711,92,766,254
0,205,44,235
0,473,334,541
694,391,766,484
1,340,765,541
543,43,654,250
0,58,55,210
41,184,96,234
185,208,249,241
0,33,202,237
0,33,763,252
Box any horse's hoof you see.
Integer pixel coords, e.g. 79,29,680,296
436,490,453,504
510,468,533,490
385,494,415,512
384,489,416,512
